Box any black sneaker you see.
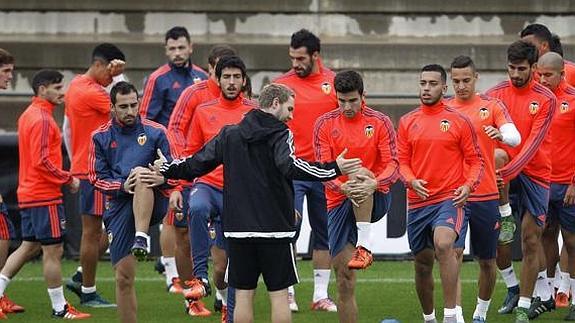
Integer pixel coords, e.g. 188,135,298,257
154,258,165,275
80,292,117,308
65,271,83,299
528,296,555,319
498,285,520,314
214,296,223,313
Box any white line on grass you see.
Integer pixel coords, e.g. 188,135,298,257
13,277,482,283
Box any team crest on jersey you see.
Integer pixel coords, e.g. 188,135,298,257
561,101,570,113
60,219,66,230
175,211,184,222
440,119,451,132
110,141,117,149
321,82,332,95
529,101,539,115
479,107,490,120
209,226,216,240
193,77,202,84
364,125,374,138
107,231,113,244
137,133,147,146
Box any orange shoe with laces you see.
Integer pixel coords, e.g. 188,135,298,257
347,246,373,270
183,278,210,300
0,294,25,313
556,292,570,308
186,299,211,317
52,303,91,320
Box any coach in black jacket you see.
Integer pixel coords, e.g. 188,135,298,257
154,83,361,323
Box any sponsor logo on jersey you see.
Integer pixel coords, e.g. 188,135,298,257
561,101,570,113
440,119,451,132
479,107,490,120
529,101,539,115
321,82,332,95
365,125,374,138
137,133,147,146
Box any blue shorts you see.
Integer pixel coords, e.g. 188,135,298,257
79,180,106,217
455,200,500,259
549,183,575,233
293,180,328,250
509,173,549,227
20,204,65,245
0,203,16,240
188,183,226,279
103,192,167,265
327,191,391,257
407,200,467,255
164,187,188,228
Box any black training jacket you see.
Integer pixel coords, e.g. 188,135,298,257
161,109,341,238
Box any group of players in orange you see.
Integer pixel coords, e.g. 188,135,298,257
0,21,573,323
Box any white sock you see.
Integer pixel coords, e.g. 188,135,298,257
535,270,552,300
554,263,562,289
47,286,66,312
518,296,531,309
559,272,571,294
472,297,491,319
81,285,96,294
288,285,295,296
216,289,223,301
455,305,464,323
217,288,228,306
313,269,330,302
423,309,436,321
356,222,372,251
135,231,149,239
499,203,512,217
571,278,575,305
162,257,178,286
0,274,11,296
444,307,456,319
499,265,519,288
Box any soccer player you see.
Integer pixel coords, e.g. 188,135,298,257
536,52,575,320
447,55,521,323
313,70,398,322
182,55,256,321
139,26,208,295
0,70,90,319
398,64,484,323
89,81,175,323
486,40,556,322
64,43,125,307
274,28,338,312
155,83,362,323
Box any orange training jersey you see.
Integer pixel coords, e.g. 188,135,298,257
17,97,72,208
550,80,575,184
446,94,513,201
564,60,575,87
313,105,399,209
397,101,484,209
274,60,337,160
65,74,111,179
485,80,556,186
187,95,257,189
168,78,220,157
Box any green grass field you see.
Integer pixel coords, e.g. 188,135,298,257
2,259,569,322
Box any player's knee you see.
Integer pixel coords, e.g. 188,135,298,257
478,259,495,272
494,149,509,169
335,267,354,293
521,235,540,254
42,243,63,259
188,203,211,220
116,270,134,291
414,258,433,277
434,239,454,257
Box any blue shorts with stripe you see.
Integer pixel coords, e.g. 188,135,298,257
21,204,65,245
407,199,467,255
549,183,575,233
509,173,549,227
79,180,106,217
327,191,391,257
103,191,167,265
0,203,16,240
164,187,189,228
293,180,328,250
454,200,500,259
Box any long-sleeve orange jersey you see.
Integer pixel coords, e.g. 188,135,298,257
397,101,484,209
485,80,556,187
313,105,399,209
168,78,220,156
446,94,513,201
187,95,257,189
17,97,72,208
274,61,337,160
550,80,575,184
65,75,111,179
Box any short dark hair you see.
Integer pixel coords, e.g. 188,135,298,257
450,55,476,72
507,40,538,65
215,55,247,80
92,43,125,63
421,64,447,83
520,23,553,44
290,29,320,55
165,26,190,43
0,48,14,66
110,81,138,105
334,70,364,95
31,69,63,95
550,34,564,57
208,45,236,67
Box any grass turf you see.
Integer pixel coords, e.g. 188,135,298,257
2,259,569,322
